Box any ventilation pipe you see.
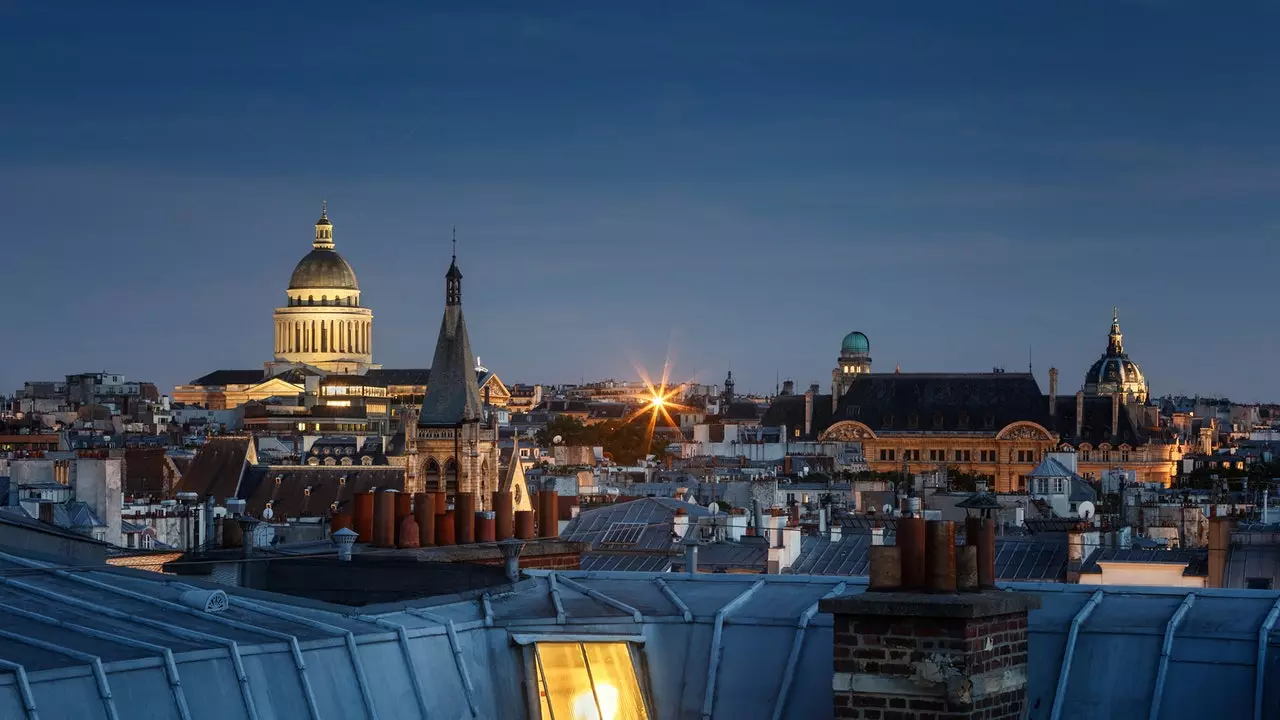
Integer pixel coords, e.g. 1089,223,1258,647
498,538,525,582
1075,391,1085,440
332,527,357,561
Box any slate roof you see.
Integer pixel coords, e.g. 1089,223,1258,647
417,286,485,426
1079,547,1209,576
562,497,711,553
672,540,768,573
186,369,264,386
2,546,1280,719
1226,529,1280,589
832,372,1049,434
789,533,1070,582
237,466,406,518
760,394,833,438
1027,457,1100,503
1053,395,1147,446
722,401,761,421
580,553,675,572
172,437,253,501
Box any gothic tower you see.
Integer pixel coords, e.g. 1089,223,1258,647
406,247,499,507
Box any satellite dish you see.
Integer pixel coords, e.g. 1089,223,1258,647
553,435,563,445
1077,501,1095,520
262,506,274,521
882,503,894,515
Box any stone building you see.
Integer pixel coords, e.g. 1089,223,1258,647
766,319,1185,489
268,203,378,375
404,251,502,507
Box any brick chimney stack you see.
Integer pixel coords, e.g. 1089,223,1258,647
821,519,1040,719
1048,367,1058,416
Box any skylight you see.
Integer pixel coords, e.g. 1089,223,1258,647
532,641,648,720
600,522,646,546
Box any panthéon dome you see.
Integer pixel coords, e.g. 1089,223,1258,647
287,205,359,291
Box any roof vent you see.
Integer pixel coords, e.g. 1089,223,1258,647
179,589,229,613
332,526,358,561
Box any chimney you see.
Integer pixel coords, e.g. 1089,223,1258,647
514,510,535,540
673,507,689,541
498,538,525,582
1111,392,1121,440
753,499,766,545
415,492,435,547
352,492,374,543
804,390,814,438
1075,391,1085,440
332,527,357,561
870,526,885,546
1207,516,1235,588
825,518,1039,719
683,534,699,575
455,492,476,544
372,490,397,548
237,516,260,558
492,491,513,540
782,379,794,395
1048,367,1058,416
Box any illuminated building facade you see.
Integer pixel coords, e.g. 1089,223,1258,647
268,204,378,374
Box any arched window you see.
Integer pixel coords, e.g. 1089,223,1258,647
425,459,441,492
445,459,459,495
323,457,336,466
308,295,314,306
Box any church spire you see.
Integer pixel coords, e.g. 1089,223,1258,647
313,201,334,250
420,242,484,426
445,227,462,306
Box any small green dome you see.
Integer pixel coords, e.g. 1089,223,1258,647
841,331,869,354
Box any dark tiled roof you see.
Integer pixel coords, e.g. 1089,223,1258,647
173,437,252,501
1226,535,1280,589
759,394,832,439
994,538,1068,581
833,373,1048,434
418,300,485,426
723,402,761,421
364,368,432,386
588,403,628,419
789,532,1068,581
1052,396,1146,446
188,370,264,386
562,498,710,552
580,554,674,572
237,466,406,518
1079,547,1208,575
673,541,768,572
788,534,874,575
124,448,177,497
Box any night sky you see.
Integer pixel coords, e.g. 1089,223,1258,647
3,2,1278,401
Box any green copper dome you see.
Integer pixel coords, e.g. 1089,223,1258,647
841,331,869,354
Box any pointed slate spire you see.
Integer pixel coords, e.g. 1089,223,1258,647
419,240,484,426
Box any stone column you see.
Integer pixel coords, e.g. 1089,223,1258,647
821,592,1039,720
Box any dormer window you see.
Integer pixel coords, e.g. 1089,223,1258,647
906,413,918,429
933,412,944,429
983,414,995,429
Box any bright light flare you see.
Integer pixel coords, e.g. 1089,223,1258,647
624,359,693,459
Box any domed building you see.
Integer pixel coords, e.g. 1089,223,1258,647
831,330,872,407
270,205,378,374
1083,309,1148,404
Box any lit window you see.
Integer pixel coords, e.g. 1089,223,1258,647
532,642,648,720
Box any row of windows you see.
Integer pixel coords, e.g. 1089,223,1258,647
878,448,1031,463
288,295,359,307
1081,450,1130,462
868,412,997,430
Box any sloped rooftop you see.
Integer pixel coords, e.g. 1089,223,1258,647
0,548,1276,718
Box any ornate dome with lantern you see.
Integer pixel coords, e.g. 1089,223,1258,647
270,204,378,374
1083,309,1148,404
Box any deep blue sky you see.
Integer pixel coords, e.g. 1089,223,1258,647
3,1,1278,401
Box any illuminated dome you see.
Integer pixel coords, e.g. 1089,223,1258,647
287,205,358,290
841,331,870,354
1083,309,1148,404
288,249,359,290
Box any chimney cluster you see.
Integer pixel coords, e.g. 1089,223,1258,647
340,489,524,552
821,516,1038,719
